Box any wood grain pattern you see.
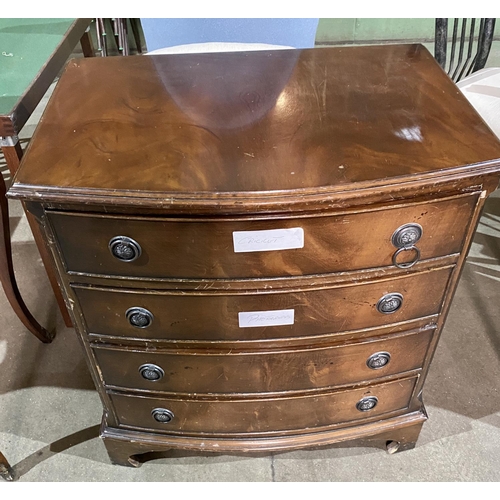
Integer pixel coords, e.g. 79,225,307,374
9,45,500,212
48,194,476,279
93,328,433,394
109,375,418,435
73,266,452,341
101,412,427,466
88,317,439,350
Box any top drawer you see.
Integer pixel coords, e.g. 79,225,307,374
47,194,477,279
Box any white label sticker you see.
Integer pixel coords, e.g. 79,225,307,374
238,309,295,328
233,228,304,253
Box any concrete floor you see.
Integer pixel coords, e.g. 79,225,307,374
1,42,500,482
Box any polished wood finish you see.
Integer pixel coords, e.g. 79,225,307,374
101,414,427,467
48,194,476,279
8,45,500,466
93,328,433,394
109,375,419,435
73,266,452,341
11,45,500,207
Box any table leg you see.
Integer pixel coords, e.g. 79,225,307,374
0,164,53,342
130,19,143,54
2,137,72,329
80,26,95,57
0,451,14,481
96,18,108,57
1,138,23,167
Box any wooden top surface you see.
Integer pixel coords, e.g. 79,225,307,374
10,44,500,211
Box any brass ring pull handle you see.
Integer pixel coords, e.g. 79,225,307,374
392,245,421,269
391,223,423,269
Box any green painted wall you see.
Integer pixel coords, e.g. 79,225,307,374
316,18,436,45
316,18,500,45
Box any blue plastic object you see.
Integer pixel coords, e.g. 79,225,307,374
140,18,319,52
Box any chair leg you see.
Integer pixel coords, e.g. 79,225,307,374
119,19,130,56
80,26,95,57
130,18,143,54
2,139,73,329
0,163,53,343
0,451,14,481
95,18,108,57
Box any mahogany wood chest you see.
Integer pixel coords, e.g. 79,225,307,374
8,44,500,466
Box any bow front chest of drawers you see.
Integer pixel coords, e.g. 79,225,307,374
8,44,500,467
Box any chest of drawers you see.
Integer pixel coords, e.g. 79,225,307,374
8,44,500,467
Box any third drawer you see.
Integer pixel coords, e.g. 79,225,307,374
93,327,434,394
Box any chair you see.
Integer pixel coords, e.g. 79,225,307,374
138,19,318,137
0,18,95,340
433,19,500,140
434,18,496,83
140,18,319,54
456,68,500,140
94,18,143,56
0,451,13,481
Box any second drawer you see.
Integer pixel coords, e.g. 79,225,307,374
74,266,452,341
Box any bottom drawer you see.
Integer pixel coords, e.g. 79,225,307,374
109,375,418,436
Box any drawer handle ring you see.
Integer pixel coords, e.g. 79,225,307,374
126,307,154,328
109,236,142,262
356,396,378,412
139,364,165,381
367,351,391,369
376,293,403,314
392,245,420,269
152,408,174,423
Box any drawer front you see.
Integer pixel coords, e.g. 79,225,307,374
109,376,418,435
48,194,476,279
74,267,452,341
94,328,433,394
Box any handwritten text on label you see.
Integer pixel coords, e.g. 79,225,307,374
238,309,295,328
233,228,304,253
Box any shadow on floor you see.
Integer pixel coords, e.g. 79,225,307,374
6,424,101,481
421,195,500,422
